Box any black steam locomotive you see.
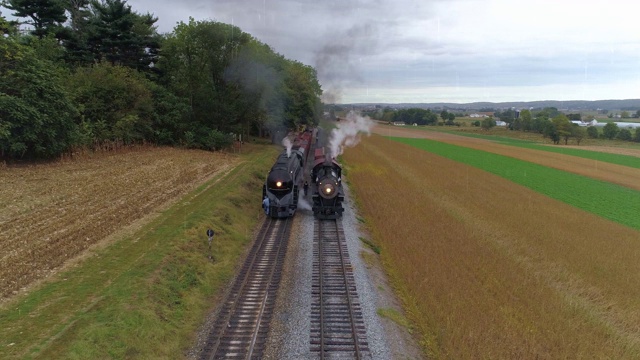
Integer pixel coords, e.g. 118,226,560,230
262,131,312,218
311,147,344,219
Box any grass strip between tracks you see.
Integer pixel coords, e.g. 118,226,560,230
0,145,279,359
390,136,640,230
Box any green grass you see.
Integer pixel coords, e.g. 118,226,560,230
359,236,381,254
0,146,279,359
390,137,640,230
377,308,411,330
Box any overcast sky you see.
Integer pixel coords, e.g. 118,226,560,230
7,0,640,104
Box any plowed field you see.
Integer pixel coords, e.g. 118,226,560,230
0,147,237,300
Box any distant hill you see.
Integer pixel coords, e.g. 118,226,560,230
348,99,640,111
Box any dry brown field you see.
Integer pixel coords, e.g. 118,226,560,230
0,147,238,301
343,134,640,358
373,125,640,191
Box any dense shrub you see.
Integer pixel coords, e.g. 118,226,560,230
587,126,599,139
65,63,154,146
0,38,78,159
617,128,633,141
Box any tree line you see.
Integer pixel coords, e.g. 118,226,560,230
492,108,640,144
365,106,640,145
0,0,322,160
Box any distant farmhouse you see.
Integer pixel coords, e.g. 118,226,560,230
571,120,598,127
469,112,493,118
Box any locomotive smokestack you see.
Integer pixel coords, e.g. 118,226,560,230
324,154,332,167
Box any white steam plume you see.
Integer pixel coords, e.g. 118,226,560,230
297,196,312,211
282,137,292,157
329,111,375,158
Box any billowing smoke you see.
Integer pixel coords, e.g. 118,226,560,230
224,46,286,143
329,111,375,158
282,137,293,157
314,23,378,104
297,196,312,211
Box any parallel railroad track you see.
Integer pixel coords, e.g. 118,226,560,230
200,217,291,360
311,219,370,359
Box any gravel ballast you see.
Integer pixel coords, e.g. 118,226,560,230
263,180,423,359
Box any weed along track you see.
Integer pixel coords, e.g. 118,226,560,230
311,218,370,359
200,217,291,360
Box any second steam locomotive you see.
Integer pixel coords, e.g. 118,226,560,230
311,147,344,219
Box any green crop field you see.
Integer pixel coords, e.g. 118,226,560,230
438,131,640,169
390,137,640,230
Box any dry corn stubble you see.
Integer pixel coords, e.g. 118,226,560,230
342,134,640,359
0,147,237,301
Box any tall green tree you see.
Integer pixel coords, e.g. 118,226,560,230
86,0,160,70
62,0,93,65
542,120,560,144
602,122,619,139
0,36,78,159
481,117,496,130
282,60,322,129
1,11,18,34
3,0,67,38
531,115,548,134
224,40,288,137
65,62,154,145
586,126,599,139
159,19,252,136
571,125,587,145
552,114,572,145
520,109,532,131
617,128,632,141
495,109,515,129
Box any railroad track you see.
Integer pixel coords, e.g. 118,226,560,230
200,217,291,360
311,219,370,359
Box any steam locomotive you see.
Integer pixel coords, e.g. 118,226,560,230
311,147,344,219
262,130,312,218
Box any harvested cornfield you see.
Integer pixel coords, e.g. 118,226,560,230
342,134,640,359
0,147,237,300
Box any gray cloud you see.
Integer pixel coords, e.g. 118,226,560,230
117,0,640,102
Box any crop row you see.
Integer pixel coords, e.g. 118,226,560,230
343,135,640,358
448,131,640,168
391,137,640,230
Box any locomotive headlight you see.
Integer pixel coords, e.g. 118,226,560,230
276,181,282,187
320,182,337,199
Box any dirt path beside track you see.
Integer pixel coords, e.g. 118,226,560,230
374,125,640,191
